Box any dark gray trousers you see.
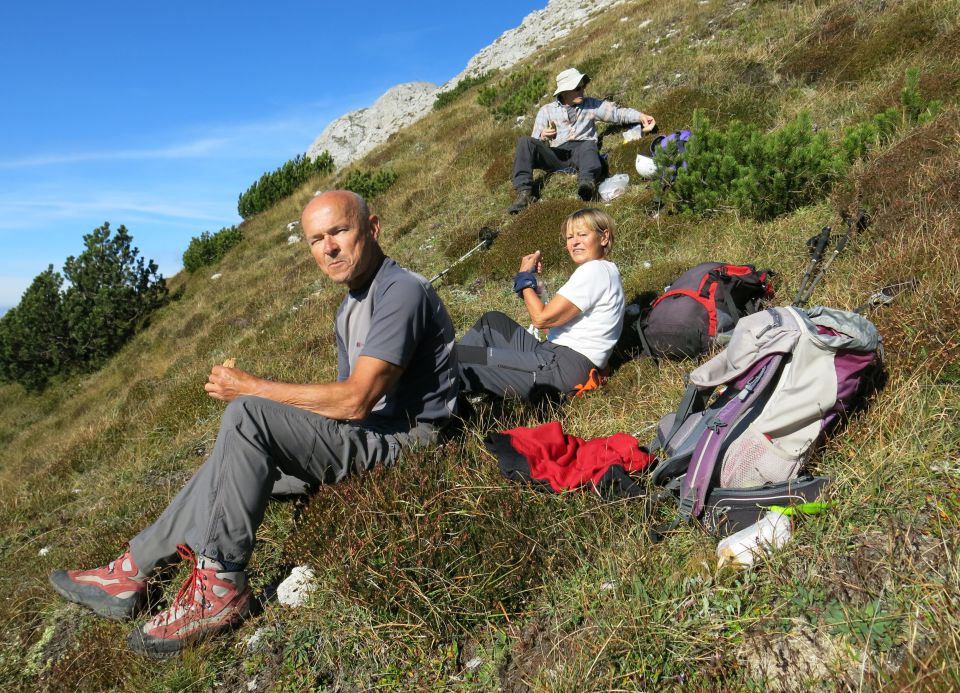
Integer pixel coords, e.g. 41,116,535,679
511,137,603,191
456,311,595,401
129,396,438,572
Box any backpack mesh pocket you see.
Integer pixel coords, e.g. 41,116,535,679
720,426,801,487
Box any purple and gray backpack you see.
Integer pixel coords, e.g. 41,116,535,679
649,306,882,537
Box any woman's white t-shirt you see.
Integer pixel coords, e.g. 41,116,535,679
547,259,625,367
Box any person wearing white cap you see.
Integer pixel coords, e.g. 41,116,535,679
508,68,656,214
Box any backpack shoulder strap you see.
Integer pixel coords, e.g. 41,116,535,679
672,352,785,526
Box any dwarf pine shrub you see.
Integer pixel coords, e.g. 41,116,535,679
657,110,848,220
238,152,334,219
0,223,167,390
341,168,398,200
182,226,244,273
434,71,494,110
841,68,942,160
477,67,548,119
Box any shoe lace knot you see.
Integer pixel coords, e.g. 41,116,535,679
150,545,207,625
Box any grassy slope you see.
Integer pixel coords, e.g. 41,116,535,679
1,0,959,689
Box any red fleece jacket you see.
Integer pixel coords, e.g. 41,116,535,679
499,421,652,492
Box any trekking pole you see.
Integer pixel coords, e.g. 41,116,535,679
796,209,869,306
793,225,832,306
854,278,919,314
429,227,498,284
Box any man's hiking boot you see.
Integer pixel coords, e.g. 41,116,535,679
577,180,597,202
508,189,534,214
127,545,250,659
49,548,148,621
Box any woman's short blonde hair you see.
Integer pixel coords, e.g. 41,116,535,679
561,207,615,255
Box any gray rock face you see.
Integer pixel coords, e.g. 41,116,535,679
306,82,438,168
306,0,625,167
445,0,625,88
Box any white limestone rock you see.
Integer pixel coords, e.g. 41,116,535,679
444,0,626,88
276,565,318,607
306,82,439,168
306,0,627,167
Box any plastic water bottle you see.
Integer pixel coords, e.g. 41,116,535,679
716,511,792,568
527,276,550,339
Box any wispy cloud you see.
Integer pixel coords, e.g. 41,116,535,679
0,96,375,171
0,193,229,230
0,138,230,169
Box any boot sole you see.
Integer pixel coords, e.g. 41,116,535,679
49,571,144,621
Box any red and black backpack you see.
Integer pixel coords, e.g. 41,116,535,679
637,262,774,360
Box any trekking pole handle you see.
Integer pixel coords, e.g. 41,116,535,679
834,233,849,254
811,225,832,262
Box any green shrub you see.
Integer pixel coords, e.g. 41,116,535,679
657,69,942,220
841,68,942,160
182,225,244,273
477,67,548,119
434,71,494,110
238,152,334,219
657,110,848,220
341,168,398,200
0,267,68,391
0,223,167,390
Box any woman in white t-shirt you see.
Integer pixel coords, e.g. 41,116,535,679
456,208,626,401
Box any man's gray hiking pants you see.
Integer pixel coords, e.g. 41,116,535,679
129,396,439,572
511,137,603,192
456,311,595,402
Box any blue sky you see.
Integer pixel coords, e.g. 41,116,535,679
0,0,544,311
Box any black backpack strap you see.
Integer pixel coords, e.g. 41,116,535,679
635,320,655,360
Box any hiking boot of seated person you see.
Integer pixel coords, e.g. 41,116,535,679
577,180,597,202
127,546,251,659
508,189,535,214
49,548,148,621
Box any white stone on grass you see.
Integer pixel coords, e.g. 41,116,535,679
465,657,483,670
639,18,653,28
287,234,300,245
38,546,50,557
246,627,268,653
276,565,318,607
210,273,222,281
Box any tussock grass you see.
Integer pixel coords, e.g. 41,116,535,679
1,0,959,689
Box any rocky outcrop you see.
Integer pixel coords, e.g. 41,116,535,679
306,82,438,168
305,0,626,167
445,0,625,87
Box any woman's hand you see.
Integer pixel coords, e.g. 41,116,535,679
518,251,542,274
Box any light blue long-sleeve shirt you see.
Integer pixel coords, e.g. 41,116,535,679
531,97,644,146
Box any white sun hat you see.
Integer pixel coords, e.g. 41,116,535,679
554,68,590,95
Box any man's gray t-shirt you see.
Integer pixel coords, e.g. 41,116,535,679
335,257,458,425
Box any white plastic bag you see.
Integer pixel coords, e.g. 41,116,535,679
622,124,647,142
716,511,792,568
598,173,630,201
